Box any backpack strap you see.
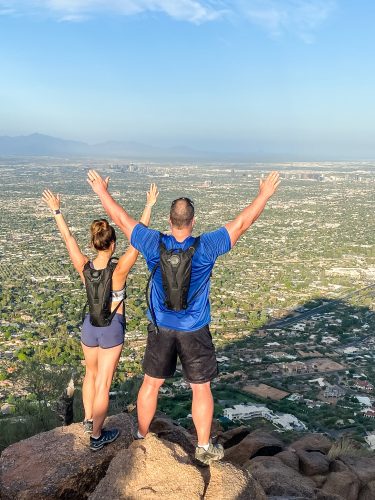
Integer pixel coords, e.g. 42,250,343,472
145,233,164,333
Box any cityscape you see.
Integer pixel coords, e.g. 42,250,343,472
0,158,374,452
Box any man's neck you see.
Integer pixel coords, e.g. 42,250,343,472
171,226,193,242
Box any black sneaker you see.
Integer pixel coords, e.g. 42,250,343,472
195,441,224,465
83,419,93,434
90,428,120,451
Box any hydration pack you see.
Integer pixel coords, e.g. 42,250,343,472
146,234,207,331
82,258,126,327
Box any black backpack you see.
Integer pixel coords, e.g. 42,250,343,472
82,258,126,327
146,234,208,331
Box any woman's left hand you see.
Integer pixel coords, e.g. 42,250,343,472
42,189,61,211
146,183,159,207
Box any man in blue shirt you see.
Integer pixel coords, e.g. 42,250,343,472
88,170,280,464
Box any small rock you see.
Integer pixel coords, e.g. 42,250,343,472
290,434,332,454
322,470,360,500
297,449,330,476
358,479,375,500
276,450,300,471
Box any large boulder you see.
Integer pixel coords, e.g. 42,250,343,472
246,455,317,498
225,430,284,466
322,470,360,500
0,414,134,500
204,461,266,500
276,450,300,471
149,415,196,454
217,425,250,449
89,433,204,499
338,456,375,485
297,449,330,476
290,434,332,454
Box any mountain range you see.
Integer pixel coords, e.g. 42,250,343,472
0,133,230,160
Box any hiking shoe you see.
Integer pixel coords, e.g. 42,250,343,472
133,429,145,441
83,419,93,434
90,428,120,451
195,442,224,465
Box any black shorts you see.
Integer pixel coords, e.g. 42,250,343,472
142,323,218,384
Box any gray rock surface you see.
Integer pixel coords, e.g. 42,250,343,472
247,455,317,497
0,414,134,500
297,449,330,476
225,430,284,466
290,434,332,454
322,470,360,500
90,433,266,499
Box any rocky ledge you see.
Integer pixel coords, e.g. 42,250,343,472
1,414,374,499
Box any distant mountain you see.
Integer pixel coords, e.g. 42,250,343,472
0,133,90,156
0,133,218,160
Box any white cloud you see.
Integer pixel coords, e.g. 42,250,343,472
237,0,337,41
0,0,337,37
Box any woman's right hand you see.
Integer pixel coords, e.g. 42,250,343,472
42,189,61,211
146,183,159,207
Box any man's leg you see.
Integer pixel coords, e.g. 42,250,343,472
191,381,214,446
137,374,165,437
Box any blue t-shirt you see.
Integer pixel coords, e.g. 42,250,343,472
131,224,231,331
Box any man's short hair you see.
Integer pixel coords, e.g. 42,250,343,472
170,197,195,228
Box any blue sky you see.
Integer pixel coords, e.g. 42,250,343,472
1,1,375,158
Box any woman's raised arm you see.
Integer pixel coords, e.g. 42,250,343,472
112,183,159,289
42,189,88,281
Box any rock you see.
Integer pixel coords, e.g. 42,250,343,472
329,459,350,473
149,415,195,454
204,461,266,500
0,414,134,500
359,479,375,500
315,493,343,500
322,470,360,500
297,449,330,476
338,456,375,485
311,474,328,488
290,433,332,454
246,455,316,497
225,430,284,466
276,450,300,471
89,433,205,499
217,425,250,449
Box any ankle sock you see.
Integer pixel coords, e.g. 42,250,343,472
137,430,145,439
198,443,210,451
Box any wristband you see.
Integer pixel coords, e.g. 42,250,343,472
53,209,61,215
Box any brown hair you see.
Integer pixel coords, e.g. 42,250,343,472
90,219,116,251
169,197,195,229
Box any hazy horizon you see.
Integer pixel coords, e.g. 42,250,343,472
1,1,375,158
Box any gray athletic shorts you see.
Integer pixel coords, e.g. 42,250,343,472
81,313,125,349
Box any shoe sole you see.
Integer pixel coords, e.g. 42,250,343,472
90,431,120,451
194,453,224,465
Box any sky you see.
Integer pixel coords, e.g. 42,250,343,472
0,0,375,158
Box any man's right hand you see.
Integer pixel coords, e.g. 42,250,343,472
87,170,110,196
259,171,281,199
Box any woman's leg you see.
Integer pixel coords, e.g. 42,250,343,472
81,343,99,421
92,344,123,438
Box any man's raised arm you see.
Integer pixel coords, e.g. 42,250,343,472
87,170,137,241
225,171,280,247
